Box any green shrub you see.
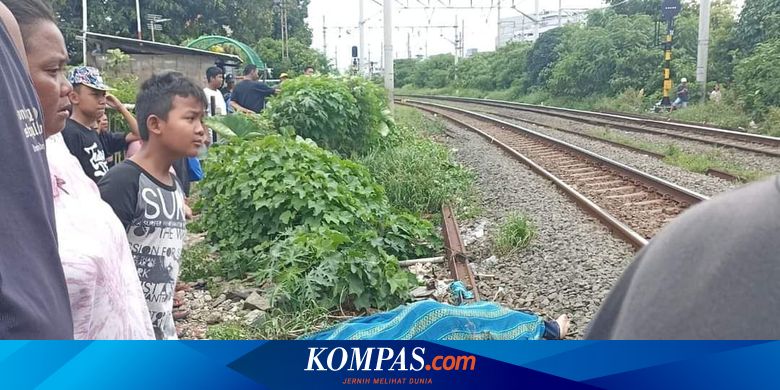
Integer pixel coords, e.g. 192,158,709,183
594,88,650,114
493,214,535,257
199,134,440,310
266,75,392,156
256,227,417,311
759,107,780,137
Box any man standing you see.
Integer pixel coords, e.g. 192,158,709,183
61,66,140,182
231,64,277,114
304,66,315,76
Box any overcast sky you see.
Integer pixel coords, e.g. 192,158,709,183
307,0,746,71
307,0,607,70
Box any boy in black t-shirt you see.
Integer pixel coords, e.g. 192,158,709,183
98,71,207,340
62,66,140,182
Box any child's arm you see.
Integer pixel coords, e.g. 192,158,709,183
230,100,254,114
106,94,141,143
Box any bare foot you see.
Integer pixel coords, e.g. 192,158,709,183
555,314,570,339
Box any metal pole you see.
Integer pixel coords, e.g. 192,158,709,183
533,0,539,40
384,0,394,107
696,0,711,103
136,0,142,39
322,15,327,56
359,0,366,76
558,0,562,26
495,0,501,49
82,0,87,65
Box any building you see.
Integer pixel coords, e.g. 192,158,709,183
85,32,243,86
497,9,589,47
465,48,478,58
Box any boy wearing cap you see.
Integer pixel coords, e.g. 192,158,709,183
62,66,140,182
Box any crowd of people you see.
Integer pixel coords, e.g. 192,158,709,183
0,0,778,340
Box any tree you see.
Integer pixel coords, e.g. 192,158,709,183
524,26,570,91
255,37,331,76
51,0,310,64
607,0,662,17
733,0,780,57
734,39,780,115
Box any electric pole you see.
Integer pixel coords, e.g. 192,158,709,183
384,0,394,107
696,0,712,103
359,0,366,76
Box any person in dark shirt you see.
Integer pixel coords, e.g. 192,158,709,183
0,0,73,339
230,64,278,113
587,175,780,339
61,66,140,182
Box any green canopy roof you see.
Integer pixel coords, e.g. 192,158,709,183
186,35,265,68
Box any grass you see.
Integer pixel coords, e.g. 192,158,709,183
179,242,219,282
361,107,478,218
398,85,780,137
594,129,768,182
493,213,536,257
205,306,333,340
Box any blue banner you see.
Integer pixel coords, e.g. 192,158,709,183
0,341,776,389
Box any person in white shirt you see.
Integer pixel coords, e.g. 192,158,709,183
203,66,226,116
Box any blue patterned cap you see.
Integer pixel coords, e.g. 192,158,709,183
68,66,114,91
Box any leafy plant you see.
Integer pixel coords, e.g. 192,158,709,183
179,242,218,282
199,133,439,311
257,227,417,311
493,213,536,257
204,113,277,139
266,76,392,156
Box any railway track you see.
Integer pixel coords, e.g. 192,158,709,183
400,99,709,249
458,107,745,183
405,95,780,158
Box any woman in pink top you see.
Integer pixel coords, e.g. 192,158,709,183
6,0,153,339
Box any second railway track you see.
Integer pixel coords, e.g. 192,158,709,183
407,95,780,158
400,99,710,248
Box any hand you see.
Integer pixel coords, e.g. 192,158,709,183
105,94,125,111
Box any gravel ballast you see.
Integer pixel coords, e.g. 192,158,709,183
432,114,636,339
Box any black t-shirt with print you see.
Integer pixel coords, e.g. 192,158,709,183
98,160,186,340
0,21,73,339
61,118,126,182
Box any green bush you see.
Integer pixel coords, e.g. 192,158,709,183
204,135,394,247
199,134,440,310
759,107,780,137
735,39,780,116
266,75,392,156
255,227,417,311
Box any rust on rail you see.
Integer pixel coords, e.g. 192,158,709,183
441,204,480,301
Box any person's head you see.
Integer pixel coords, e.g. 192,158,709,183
304,66,315,76
5,0,72,136
68,66,113,122
680,77,688,85
206,66,224,89
97,113,109,133
224,73,236,90
135,71,207,159
279,72,289,83
243,64,259,80
714,83,720,91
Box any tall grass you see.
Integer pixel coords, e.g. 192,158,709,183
493,213,536,257
361,107,476,216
